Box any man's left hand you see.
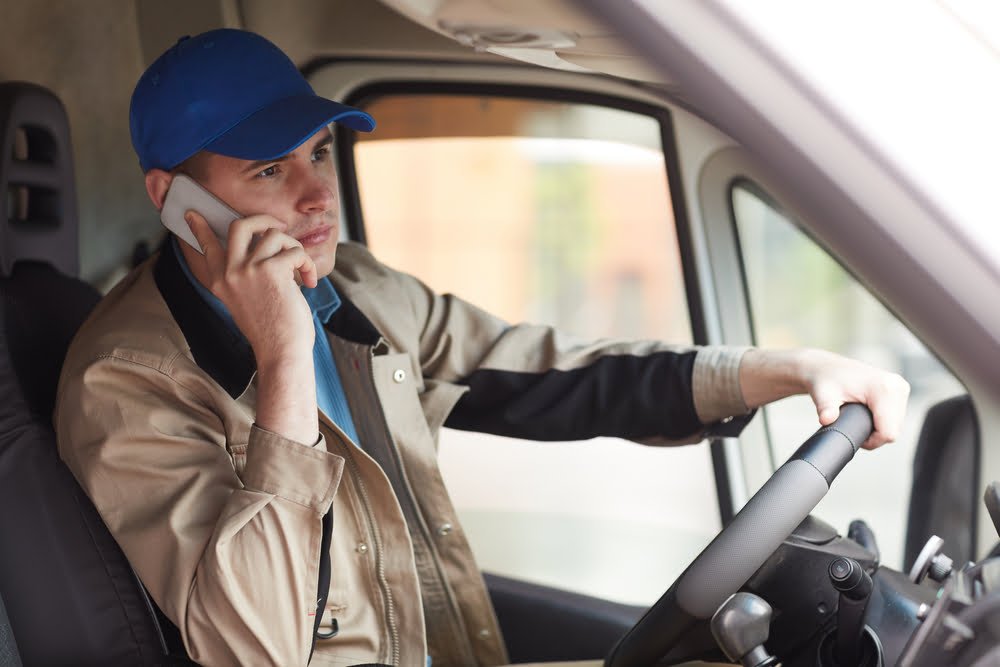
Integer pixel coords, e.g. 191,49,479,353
739,348,910,450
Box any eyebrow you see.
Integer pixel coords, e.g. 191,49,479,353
241,132,334,175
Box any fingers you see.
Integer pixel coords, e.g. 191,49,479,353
242,228,318,286
220,215,303,277
811,382,842,427
248,227,300,260
271,246,318,289
297,262,318,289
861,375,910,450
805,355,910,450
190,213,317,295
226,214,288,257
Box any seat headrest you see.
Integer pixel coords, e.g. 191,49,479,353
0,82,80,278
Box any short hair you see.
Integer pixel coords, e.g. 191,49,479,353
170,151,212,181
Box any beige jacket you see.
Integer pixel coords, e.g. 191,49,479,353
55,241,751,667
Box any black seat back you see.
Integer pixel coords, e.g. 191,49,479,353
0,81,180,666
904,393,980,570
0,591,22,667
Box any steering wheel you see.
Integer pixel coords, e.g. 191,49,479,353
605,403,875,666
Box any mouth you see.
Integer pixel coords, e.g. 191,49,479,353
296,225,334,248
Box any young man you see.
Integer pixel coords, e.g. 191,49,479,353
56,29,908,667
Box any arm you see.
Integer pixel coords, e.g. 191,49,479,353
373,258,748,443
56,357,343,666
332,244,905,446
185,211,318,444
384,253,905,446
57,213,334,665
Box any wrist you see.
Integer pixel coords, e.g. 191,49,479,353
739,347,814,408
255,349,314,376
788,347,836,394
254,355,318,445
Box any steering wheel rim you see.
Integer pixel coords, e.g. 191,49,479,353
605,403,874,667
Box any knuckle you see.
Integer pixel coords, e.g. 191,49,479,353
219,268,243,288
875,374,908,401
872,375,894,395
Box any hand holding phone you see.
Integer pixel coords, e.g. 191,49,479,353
160,174,241,253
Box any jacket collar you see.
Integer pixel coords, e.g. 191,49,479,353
153,240,384,399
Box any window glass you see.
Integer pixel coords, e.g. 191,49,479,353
732,184,966,569
352,93,714,604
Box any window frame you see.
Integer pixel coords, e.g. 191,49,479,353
727,175,978,565
332,78,740,524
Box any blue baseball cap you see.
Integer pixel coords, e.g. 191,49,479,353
129,29,375,172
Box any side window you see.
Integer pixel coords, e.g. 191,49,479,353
732,184,967,569
351,93,713,603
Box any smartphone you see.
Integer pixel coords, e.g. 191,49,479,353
160,173,241,253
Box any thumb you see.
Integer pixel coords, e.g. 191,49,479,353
812,385,842,426
185,210,222,259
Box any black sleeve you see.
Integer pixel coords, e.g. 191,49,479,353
444,350,704,441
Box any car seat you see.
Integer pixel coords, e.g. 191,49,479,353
0,81,190,666
904,394,980,571
0,590,21,667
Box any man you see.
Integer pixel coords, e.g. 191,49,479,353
55,29,908,667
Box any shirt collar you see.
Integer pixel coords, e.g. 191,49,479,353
302,275,341,324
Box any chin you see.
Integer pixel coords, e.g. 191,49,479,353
312,244,338,277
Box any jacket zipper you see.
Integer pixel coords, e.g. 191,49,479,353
362,350,478,666
323,418,400,665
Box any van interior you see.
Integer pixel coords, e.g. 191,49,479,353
1,1,997,666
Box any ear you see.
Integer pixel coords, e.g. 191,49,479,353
145,169,173,210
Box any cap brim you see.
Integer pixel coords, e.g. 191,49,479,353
203,94,375,161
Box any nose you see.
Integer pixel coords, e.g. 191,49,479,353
297,169,337,214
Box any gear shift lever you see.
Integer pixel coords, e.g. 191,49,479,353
710,592,780,667
829,557,873,666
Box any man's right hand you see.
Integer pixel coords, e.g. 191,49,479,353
186,211,320,444
186,210,317,362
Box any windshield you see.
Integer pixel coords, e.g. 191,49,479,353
717,0,1000,261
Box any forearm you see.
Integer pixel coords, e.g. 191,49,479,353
58,355,340,659
181,428,340,665
738,347,813,409
184,488,326,665
443,325,749,442
181,212,321,447
255,353,319,445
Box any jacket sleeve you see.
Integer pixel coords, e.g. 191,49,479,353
398,268,752,444
55,354,343,667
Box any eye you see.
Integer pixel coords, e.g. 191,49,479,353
255,164,279,179
312,145,331,162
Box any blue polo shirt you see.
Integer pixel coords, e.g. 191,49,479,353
172,238,360,445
